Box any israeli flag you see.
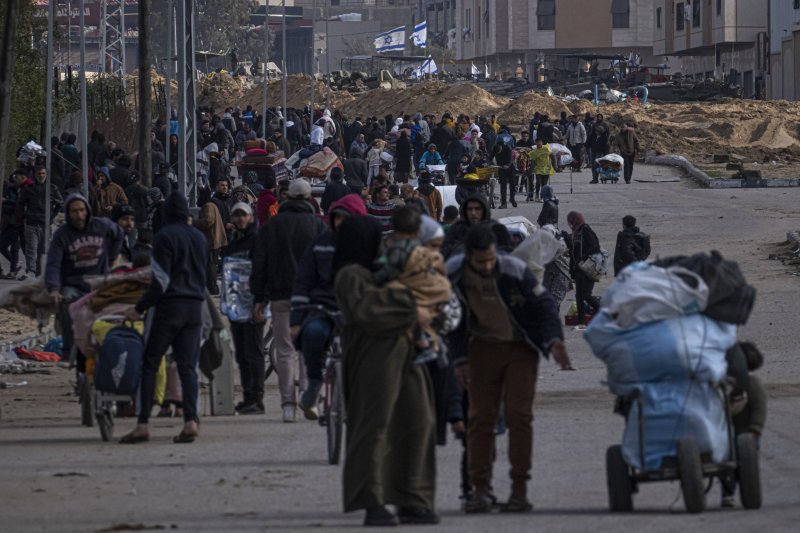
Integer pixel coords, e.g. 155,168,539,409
375,26,406,54
412,57,438,78
411,21,428,48
471,63,480,76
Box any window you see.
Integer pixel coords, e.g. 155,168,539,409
676,2,685,32
692,1,701,27
795,0,800,9
537,0,555,31
717,0,722,15
656,7,662,29
611,0,630,29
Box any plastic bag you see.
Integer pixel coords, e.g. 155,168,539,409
512,229,566,282
221,257,254,322
604,262,709,329
579,250,609,281
622,380,729,470
584,310,735,395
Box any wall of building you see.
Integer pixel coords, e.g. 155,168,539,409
555,0,613,48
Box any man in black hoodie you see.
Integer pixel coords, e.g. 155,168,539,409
251,179,326,422
122,193,207,444
45,193,124,372
613,215,650,276
441,193,511,259
492,140,515,209
320,167,350,214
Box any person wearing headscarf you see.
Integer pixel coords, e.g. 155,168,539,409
194,200,227,294
418,214,445,251
349,133,369,159
567,211,601,326
334,216,439,527
394,131,413,183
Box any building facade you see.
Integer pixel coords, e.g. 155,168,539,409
652,0,768,97
455,0,657,83
767,0,800,100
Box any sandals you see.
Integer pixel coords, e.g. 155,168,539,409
119,432,150,444
173,431,197,444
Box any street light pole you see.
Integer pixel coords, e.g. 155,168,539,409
325,3,330,110
261,5,269,138
79,0,89,198
44,0,56,245
281,0,287,139
309,0,316,131
165,0,173,167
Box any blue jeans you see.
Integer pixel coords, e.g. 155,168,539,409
300,316,334,382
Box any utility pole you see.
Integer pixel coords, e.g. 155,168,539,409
325,3,330,110
138,0,152,187
165,0,173,168
281,0,287,139
79,0,89,197
309,0,316,130
0,0,21,222
45,0,56,244
261,5,269,139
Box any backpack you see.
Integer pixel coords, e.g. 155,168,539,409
634,232,651,260
95,324,144,395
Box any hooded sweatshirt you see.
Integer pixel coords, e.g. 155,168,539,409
290,194,367,327
135,194,208,312
441,193,511,258
44,194,125,292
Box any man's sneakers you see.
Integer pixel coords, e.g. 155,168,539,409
238,403,265,415
364,506,399,527
501,493,533,513
464,491,494,514
282,404,296,423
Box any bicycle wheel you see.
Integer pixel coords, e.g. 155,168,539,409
97,410,114,442
79,376,94,427
326,361,345,465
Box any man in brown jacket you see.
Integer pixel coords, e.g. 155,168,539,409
614,123,641,184
416,172,443,221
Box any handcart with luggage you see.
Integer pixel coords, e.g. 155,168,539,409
585,255,761,513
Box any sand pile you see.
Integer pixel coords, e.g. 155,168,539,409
603,99,800,163
338,82,510,120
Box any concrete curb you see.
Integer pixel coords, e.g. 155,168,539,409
644,154,800,189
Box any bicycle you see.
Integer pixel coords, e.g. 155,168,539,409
293,304,345,465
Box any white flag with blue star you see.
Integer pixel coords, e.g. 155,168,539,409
411,21,428,48
375,26,406,54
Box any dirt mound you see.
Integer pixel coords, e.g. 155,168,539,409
603,99,800,163
497,91,571,127
338,82,509,120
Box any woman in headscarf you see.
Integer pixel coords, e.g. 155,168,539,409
334,216,439,527
394,131,412,184
194,200,227,295
418,215,445,251
567,210,601,326
349,133,369,160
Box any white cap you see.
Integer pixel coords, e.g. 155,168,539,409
231,202,253,215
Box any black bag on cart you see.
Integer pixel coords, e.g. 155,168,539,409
95,325,144,395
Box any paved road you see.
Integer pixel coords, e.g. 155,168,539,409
1,165,799,532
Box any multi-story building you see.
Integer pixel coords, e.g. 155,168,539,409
767,0,800,100
652,0,768,97
455,1,657,84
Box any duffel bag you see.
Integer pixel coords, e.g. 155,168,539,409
95,323,144,395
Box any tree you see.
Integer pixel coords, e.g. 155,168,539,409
0,0,46,178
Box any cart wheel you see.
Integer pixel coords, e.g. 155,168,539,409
97,411,114,442
80,379,94,427
677,437,706,513
263,323,278,381
736,433,762,509
606,445,634,512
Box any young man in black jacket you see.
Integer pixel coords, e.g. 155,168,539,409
251,179,326,422
225,202,265,414
613,215,650,276
122,193,207,444
17,166,63,278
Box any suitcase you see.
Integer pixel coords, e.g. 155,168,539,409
94,324,144,395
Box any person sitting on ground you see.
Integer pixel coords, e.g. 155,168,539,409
373,206,452,366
